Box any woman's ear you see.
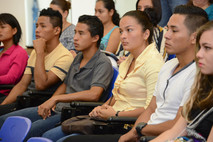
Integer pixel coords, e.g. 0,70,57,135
12,27,17,35
63,10,69,19
109,9,114,17
143,29,150,41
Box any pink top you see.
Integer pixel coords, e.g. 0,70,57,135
0,44,28,95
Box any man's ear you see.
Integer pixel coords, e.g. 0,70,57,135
92,35,99,43
54,27,61,35
190,32,197,45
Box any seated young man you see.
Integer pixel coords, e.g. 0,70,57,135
61,5,209,142
0,14,113,140
0,8,73,115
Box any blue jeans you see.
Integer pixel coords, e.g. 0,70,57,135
42,125,80,142
0,107,61,141
159,0,189,27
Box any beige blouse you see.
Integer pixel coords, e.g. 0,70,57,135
112,43,164,111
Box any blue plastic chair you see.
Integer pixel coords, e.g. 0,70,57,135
0,116,31,142
27,137,53,142
107,67,119,100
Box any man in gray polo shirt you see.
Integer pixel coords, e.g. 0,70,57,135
0,15,113,139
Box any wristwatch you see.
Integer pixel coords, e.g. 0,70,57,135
135,122,147,137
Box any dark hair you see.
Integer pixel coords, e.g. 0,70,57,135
96,0,120,26
173,5,209,34
0,13,22,45
78,15,104,47
50,0,71,12
123,10,153,44
144,8,159,27
136,0,162,25
39,8,63,36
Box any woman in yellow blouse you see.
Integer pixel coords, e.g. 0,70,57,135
42,10,165,142
89,10,164,120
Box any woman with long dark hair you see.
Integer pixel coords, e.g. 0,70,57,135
95,0,120,54
0,13,28,101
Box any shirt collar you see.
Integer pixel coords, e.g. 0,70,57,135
1,44,17,55
119,43,156,78
73,49,101,69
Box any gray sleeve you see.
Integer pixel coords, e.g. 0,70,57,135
91,61,113,90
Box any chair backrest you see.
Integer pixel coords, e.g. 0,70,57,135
106,66,119,100
0,116,31,142
97,66,119,102
27,137,53,142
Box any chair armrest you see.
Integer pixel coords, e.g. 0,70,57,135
140,136,156,142
27,90,53,96
70,101,104,108
0,85,14,90
16,90,53,109
61,102,104,122
107,116,137,124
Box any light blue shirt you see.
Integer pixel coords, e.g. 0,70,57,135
205,4,213,20
100,26,119,50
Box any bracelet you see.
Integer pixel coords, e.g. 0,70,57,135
115,111,120,116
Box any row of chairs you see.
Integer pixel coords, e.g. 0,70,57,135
0,116,52,142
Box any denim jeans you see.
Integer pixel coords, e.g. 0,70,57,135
159,0,189,27
42,125,80,142
0,107,61,141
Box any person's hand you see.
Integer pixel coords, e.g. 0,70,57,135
33,38,47,54
89,106,103,118
118,129,139,142
37,97,56,120
97,105,116,120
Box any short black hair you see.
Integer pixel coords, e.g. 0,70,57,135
78,15,104,47
0,13,22,45
174,5,209,34
39,8,63,36
123,10,153,44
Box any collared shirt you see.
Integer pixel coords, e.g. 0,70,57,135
148,58,196,125
0,45,28,95
55,49,113,112
112,43,164,112
24,43,73,90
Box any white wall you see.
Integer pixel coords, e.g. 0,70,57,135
0,0,137,48
71,0,137,25
0,0,26,48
